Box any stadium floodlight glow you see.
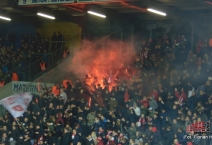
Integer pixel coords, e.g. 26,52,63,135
0,16,11,21
147,8,166,16
87,11,106,18
37,13,55,19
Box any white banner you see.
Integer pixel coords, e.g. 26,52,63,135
1,93,32,118
12,81,54,94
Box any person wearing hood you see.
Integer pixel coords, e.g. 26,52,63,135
9,138,16,145
126,123,136,139
149,96,158,110
135,122,142,132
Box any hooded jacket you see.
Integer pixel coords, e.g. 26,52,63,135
149,96,158,110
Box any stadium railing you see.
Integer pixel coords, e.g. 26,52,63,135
0,29,123,116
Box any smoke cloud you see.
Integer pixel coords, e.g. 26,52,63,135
63,38,136,86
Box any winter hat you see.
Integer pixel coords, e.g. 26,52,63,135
9,138,14,142
152,127,157,132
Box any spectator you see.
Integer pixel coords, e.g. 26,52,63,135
11,71,18,81
1,30,212,145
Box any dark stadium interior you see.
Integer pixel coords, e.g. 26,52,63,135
0,0,212,145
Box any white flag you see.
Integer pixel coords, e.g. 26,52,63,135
1,92,32,118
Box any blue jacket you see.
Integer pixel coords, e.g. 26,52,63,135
177,131,186,143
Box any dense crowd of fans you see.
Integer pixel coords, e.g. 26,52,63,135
0,32,212,145
0,32,64,86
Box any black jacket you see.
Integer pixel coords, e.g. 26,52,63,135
0,137,9,145
62,132,71,145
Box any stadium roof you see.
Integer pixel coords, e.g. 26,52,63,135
0,0,211,25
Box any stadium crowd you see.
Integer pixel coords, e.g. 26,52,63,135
0,32,64,86
0,33,212,145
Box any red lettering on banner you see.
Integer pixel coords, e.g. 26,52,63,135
12,105,24,111
5,96,17,105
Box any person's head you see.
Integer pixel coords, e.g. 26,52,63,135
178,128,182,133
49,103,53,108
24,134,28,139
185,116,190,121
60,88,64,93
64,128,68,133
136,131,140,137
73,129,77,134
133,103,137,108
173,119,177,124
12,125,16,130
36,124,40,129
24,118,28,122
12,121,16,126
80,89,84,94
167,126,171,131
173,105,176,109
2,133,7,139
105,90,109,94
108,135,113,141
174,139,179,144
143,96,147,100
2,126,7,131
161,109,165,113
178,109,182,114
197,117,201,122
129,138,135,144
140,114,145,118
99,127,103,132
187,110,192,115
100,115,105,120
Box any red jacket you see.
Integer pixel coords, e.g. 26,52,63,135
141,99,149,108
139,117,146,125
95,96,104,106
175,90,187,100
97,141,104,145
107,140,116,145
150,92,158,101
